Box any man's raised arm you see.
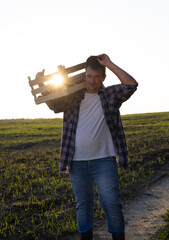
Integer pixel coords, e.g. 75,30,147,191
97,54,138,86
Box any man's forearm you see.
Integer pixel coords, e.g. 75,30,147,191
107,61,138,86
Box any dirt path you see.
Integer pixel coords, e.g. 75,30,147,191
93,166,169,240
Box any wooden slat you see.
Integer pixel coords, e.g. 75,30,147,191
28,76,37,101
29,62,86,88
29,73,60,87
31,83,55,95
67,81,85,94
35,82,85,104
65,62,86,74
68,72,85,84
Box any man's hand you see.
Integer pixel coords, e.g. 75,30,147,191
98,54,138,86
35,69,45,87
36,69,45,80
35,69,50,96
97,54,111,67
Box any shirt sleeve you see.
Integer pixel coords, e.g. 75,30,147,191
107,83,138,107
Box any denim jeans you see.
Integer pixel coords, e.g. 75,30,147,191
70,157,124,234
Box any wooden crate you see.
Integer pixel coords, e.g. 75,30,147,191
28,62,86,105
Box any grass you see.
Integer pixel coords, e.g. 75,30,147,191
151,209,169,240
119,112,169,197
0,112,169,239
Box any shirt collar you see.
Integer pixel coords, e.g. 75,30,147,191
83,84,106,98
98,84,106,94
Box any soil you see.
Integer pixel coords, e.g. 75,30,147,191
67,164,169,240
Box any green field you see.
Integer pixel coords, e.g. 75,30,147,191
0,112,169,239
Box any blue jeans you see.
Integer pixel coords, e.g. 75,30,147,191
70,157,124,234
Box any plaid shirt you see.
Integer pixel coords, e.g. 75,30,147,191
51,83,138,173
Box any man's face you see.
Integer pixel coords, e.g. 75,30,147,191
85,67,106,94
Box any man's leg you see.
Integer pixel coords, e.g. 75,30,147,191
112,232,125,240
70,161,94,239
92,157,125,239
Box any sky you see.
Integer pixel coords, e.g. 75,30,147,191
0,0,169,119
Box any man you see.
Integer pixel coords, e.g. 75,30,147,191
38,54,138,240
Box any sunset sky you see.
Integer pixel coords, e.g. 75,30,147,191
0,0,169,119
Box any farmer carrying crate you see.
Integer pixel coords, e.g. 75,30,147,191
29,54,138,240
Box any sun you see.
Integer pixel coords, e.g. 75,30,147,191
49,74,64,87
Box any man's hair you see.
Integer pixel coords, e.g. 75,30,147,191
85,56,106,76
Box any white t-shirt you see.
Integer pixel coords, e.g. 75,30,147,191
73,92,117,161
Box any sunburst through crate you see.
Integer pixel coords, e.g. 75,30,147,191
28,62,86,105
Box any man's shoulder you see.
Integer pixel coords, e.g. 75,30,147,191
102,83,137,94
99,84,121,95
